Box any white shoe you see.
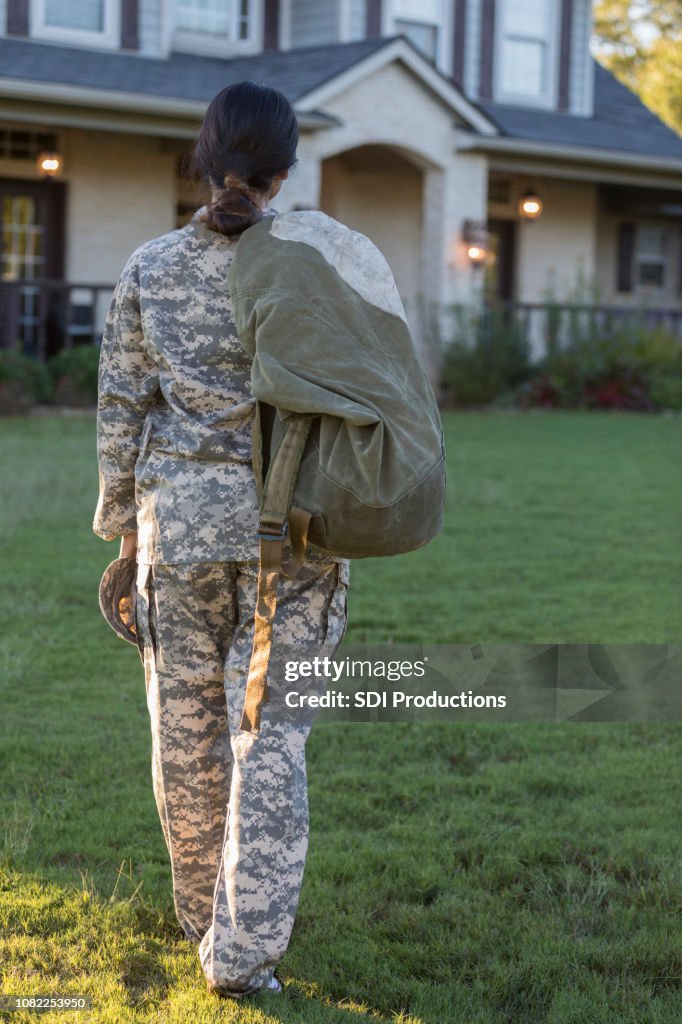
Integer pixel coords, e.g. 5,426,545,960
266,975,282,993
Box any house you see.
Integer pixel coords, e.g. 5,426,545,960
1,0,682,363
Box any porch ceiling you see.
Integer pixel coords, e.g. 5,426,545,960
599,183,682,219
475,147,682,193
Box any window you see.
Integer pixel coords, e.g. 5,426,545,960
174,0,253,42
617,223,672,294
31,0,118,45
496,0,558,104
45,0,103,31
394,19,438,60
391,0,443,64
0,130,59,161
488,176,512,205
635,227,667,289
1,195,44,283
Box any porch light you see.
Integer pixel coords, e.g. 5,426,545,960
519,189,542,220
466,244,487,265
37,151,63,177
462,219,489,268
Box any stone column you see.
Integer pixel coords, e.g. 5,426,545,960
277,134,323,211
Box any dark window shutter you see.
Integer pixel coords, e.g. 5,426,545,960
452,0,467,89
617,223,635,293
558,0,573,111
7,0,29,36
479,0,496,99
121,0,139,50
366,0,382,38
263,0,279,50
44,180,67,279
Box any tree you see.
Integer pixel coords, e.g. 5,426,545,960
593,0,682,135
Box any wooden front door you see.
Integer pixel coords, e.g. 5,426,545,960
485,218,516,303
0,177,65,356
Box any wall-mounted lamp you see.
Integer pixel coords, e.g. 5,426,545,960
518,189,542,220
37,151,63,178
462,219,489,268
466,244,487,266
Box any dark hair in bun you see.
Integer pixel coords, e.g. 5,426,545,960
189,80,299,236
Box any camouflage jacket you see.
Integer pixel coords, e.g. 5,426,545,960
93,204,348,573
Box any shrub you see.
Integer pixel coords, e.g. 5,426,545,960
440,306,534,408
516,323,682,413
438,298,682,413
0,349,53,413
47,344,100,406
648,368,682,411
629,323,682,368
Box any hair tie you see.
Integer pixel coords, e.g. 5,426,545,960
223,172,258,203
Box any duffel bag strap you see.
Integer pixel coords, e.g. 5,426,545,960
282,505,313,580
239,414,313,734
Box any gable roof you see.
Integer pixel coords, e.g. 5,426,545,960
1,35,678,165
292,35,497,134
0,35,389,106
479,61,682,161
0,33,497,135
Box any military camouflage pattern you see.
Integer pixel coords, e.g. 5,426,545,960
134,554,348,995
93,204,350,572
93,205,351,996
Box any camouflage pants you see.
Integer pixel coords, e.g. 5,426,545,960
133,554,349,995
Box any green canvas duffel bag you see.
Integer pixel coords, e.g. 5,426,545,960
229,209,446,732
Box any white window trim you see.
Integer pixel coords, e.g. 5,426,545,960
382,1,453,77
493,0,560,110
170,0,262,57
30,0,120,48
338,0,352,42
279,0,291,49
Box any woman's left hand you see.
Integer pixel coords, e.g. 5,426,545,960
120,532,138,559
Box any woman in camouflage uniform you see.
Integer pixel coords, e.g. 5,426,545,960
92,81,349,999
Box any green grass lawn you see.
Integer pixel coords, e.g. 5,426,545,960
0,410,680,1023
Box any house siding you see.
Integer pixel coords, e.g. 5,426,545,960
349,0,366,40
289,0,338,46
569,0,594,116
62,127,175,284
517,179,597,304
138,0,164,56
464,0,482,100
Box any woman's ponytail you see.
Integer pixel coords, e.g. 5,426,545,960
203,171,264,236
188,81,299,237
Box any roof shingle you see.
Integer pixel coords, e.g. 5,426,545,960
0,35,388,104
479,61,682,160
1,36,680,164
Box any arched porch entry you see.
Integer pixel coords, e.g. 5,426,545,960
319,143,441,371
